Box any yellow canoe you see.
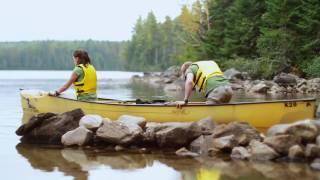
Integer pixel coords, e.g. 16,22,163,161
20,90,316,129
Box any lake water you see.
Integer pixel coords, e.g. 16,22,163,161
1,70,319,180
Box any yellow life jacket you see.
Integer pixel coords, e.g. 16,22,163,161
192,60,223,94
73,64,97,96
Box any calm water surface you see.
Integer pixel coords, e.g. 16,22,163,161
0,70,319,180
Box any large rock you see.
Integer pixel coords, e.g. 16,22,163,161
212,122,262,146
17,109,85,144
247,81,269,93
267,120,318,143
16,112,56,136
61,126,93,146
162,66,180,78
248,140,279,161
189,135,214,155
117,115,146,129
288,145,305,160
264,135,301,155
305,144,320,158
212,135,237,151
224,68,244,80
79,114,103,130
154,122,202,148
273,73,298,86
96,121,143,145
196,117,216,134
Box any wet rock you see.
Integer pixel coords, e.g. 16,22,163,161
248,140,279,161
155,122,202,148
79,114,103,130
162,65,180,78
305,144,320,158
247,81,269,93
213,122,262,146
267,124,290,136
212,135,237,151
264,135,301,154
141,122,161,144
117,115,146,129
96,121,143,145
196,117,216,134
175,147,199,157
224,68,244,81
310,158,320,170
273,73,297,86
267,120,318,143
19,109,85,144
231,146,251,160
288,145,305,160
189,135,214,155
16,112,56,136
61,126,93,146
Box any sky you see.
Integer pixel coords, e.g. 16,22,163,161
0,0,194,42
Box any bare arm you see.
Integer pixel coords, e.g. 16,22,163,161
176,73,194,108
56,72,78,94
183,73,194,101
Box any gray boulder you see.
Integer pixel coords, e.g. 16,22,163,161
212,122,262,146
79,114,103,130
288,145,305,160
267,120,318,143
273,73,298,86
196,116,216,134
248,140,279,161
224,68,244,80
61,126,93,146
117,115,146,129
264,135,301,155
96,121,143,145
18,109,85,144
189,135,214,155
154,122,202,148
212,135,237,151
305,144,320,158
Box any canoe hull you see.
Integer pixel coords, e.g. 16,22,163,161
20,90,316,128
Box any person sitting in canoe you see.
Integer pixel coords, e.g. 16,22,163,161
176,60,233,108
50,49,97,101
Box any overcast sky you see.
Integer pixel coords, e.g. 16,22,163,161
0,0,194,42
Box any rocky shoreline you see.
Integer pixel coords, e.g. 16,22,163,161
16,109,320,171
131,66,320,94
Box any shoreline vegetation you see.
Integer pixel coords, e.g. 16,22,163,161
1,1,319,79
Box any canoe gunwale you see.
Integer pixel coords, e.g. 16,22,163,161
55,96,316,107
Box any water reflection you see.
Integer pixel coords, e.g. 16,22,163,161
16,143,320,180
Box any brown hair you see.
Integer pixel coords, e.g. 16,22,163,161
73,49,91,65
180,61,193,75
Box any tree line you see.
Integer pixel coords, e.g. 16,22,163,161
0,40,125,70
0,0,319,78
123,0,320,78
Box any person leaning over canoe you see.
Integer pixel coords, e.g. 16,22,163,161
50,49,97,101
176,60,233,108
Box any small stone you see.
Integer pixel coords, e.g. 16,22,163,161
175,147,199,157
231,146,251,160
310,158,320,170
288,145,304,160
115,145,125,151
